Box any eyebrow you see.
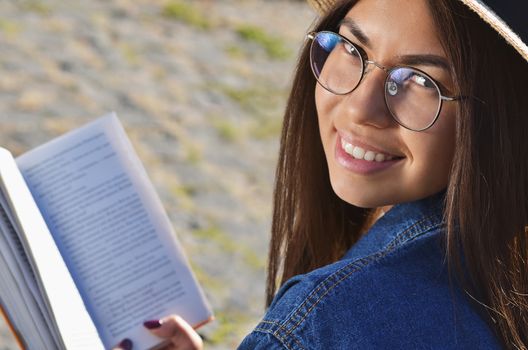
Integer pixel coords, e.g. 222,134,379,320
396,54,451,71
339,18,371,47
338,17,451,71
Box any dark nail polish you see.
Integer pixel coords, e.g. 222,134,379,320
119,338,133,350
143,319,162,329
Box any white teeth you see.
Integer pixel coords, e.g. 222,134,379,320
375,153,385,162
341,139,395,162
364,151,376,161
344,143,354,154
352,147,365,159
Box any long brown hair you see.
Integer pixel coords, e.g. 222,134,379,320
266,0,528,348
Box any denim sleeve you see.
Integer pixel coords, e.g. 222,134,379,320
237,329,286,349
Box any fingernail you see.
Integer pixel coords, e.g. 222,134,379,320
143,319,162,329
119,338,133,350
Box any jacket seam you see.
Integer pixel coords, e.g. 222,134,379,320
274,214,443,341
254,320,306,350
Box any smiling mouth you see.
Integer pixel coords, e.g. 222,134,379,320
340,139,403,162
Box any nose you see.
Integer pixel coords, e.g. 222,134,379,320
339,64,394,129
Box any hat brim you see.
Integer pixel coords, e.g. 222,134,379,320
307,0,528,62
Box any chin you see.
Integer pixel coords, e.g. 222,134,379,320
329,179,393,209
330,175,447,209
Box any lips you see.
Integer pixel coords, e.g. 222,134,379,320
334,135,405,175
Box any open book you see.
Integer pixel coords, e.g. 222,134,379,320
0,113,213,350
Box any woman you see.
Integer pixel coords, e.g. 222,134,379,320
116,0,527,348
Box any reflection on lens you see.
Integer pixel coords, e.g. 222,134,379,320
316,32,339,52
390,68,413,84
385,67,441,131
310,32,363,95
387,81,398,96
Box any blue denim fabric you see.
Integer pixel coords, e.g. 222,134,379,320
238,192,501,349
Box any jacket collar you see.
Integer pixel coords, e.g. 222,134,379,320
342,191,446,261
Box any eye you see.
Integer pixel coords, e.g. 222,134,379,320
343,41,358,55
387,68,440,97
409,73,436,89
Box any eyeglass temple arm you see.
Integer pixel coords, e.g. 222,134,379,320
441,95,486,104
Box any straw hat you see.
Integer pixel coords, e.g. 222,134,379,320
306,0,528,63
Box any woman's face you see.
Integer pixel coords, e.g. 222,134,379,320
316,0,457,208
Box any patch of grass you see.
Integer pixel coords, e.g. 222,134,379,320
119,43,140,65
235,24,291,60
211,118,241,142
189,261,224,293
213,83,287,140
20,1,51,15
173,183,198,197
0,20,21,37
185,143,203,164
222,86,254,108
162,1,210,30
193,226,224,241
170,184,197,210
205,310,253,345
249,116,283,140
215,83,284,115
224,44,246,59
193,225,265,270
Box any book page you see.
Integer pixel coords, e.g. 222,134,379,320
0,148,103,350
0,191,40,306
0,191,60,349
16,113,212,350
0,202,55,350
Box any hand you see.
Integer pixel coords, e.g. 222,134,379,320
145,315,204,350
113,315,203,350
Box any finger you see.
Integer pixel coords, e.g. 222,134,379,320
111,338,133,350
144,316,203,350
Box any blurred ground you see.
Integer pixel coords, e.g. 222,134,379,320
0,0,315,348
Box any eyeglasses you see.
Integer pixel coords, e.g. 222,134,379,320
307,31,464,132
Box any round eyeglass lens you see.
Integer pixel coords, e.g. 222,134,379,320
310,32,363,95
384,67,442,131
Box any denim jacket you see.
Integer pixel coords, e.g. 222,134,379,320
238,192,501,349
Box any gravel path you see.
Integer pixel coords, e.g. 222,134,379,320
0,0,314,348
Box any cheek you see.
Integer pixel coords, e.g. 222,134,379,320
407,109,457,186
315,84,326,121
315,85,339,160
315,84,338,120
315,84,339,136
315,85,329,137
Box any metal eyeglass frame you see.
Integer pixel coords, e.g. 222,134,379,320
306,31,465,132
